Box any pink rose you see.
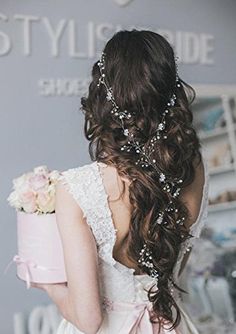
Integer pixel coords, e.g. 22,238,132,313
28,174,49,191
20,191,37,213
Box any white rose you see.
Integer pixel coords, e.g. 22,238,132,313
33,165,49,175
13,173,29,191
49,170,60,182
36,190,55,213
48,183,56,194
7,191,22,209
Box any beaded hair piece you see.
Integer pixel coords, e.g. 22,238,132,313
97,50,185,284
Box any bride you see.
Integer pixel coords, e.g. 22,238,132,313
31,29,209,334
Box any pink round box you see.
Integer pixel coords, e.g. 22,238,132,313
13,211,67,288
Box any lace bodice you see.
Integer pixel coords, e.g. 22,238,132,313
58,154,209,303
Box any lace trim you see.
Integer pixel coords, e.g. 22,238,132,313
188,153,210,244
57,165,91,218
91,161,118,266
93,162,139,275
57,162,118,266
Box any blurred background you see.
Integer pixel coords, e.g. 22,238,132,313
1,1,236,333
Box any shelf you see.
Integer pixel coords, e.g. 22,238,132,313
194,92,236,219
209,163,235,175
192,97,221,110
198,124,236,141
208,200,236,213
198,126,228,140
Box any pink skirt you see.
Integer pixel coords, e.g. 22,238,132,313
56,297,199,334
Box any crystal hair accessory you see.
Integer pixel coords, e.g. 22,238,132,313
96,50,185,287
138,243,159,281
97,52,182,181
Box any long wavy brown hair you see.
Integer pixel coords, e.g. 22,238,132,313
80,29,202,331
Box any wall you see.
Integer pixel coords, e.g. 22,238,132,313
1,0,236,333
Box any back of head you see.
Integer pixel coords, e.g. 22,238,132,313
81,29,202,331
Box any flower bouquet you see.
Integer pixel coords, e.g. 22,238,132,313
5,165,67,288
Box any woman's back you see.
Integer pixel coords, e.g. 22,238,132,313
53,29,210,334
95,155,206,275
56,153,209,334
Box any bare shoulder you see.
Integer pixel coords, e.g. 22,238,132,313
97,162,131,202
179,155,205,229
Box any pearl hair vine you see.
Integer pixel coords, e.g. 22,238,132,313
97,50,186,283
97,52,183,190
138,243,175,296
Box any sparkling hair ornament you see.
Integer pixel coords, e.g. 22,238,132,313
96,50,186,285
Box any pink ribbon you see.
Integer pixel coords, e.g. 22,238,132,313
4,254,58,289
102,297,178,334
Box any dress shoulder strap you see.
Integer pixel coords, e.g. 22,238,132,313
57,162,95,218
178,152,210,259
57,161,117,266
188,153,210,241
173,153,210,279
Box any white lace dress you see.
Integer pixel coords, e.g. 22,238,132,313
56,155,209,334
